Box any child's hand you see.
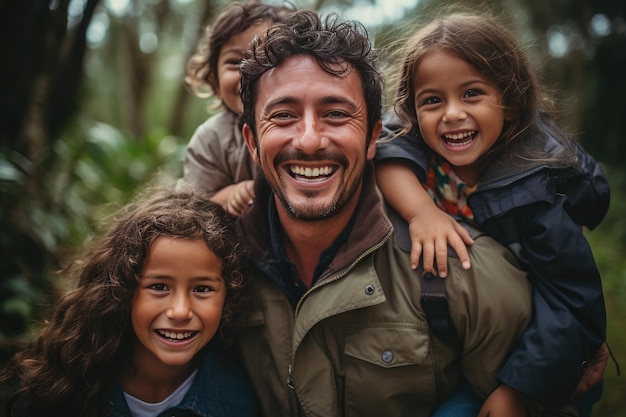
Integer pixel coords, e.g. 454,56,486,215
478,384,527,417
225,180,255,217
408,203,473,277
575,342,609,395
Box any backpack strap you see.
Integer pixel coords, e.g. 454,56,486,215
387,205,458,338
419,271,455,337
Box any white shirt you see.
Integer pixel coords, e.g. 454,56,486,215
123,369,198,417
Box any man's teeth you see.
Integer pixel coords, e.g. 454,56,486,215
444,131,475,140
290,166,333,177
158,330,195,340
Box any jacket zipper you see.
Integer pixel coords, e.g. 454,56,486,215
288,228,393,414
294,228,392,314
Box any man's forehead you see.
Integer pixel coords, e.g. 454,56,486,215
261,54,354,81
256,55,361,104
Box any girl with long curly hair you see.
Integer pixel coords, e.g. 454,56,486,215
0,188,258,416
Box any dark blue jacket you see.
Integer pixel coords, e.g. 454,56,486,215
376,112,609,405
8,344,259,417
106,344,259,417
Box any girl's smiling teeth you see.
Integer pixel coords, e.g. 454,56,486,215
289,165,335,178
443,130,476,147
157,330,197,341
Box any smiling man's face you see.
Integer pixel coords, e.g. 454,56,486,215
243,55,380,221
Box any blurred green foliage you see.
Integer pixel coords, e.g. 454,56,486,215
584,166,626,416
0,118,188,357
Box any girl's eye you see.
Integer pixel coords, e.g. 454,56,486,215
422,96,441,106
463,89,482,98
194,286,214,293
148,283,168,291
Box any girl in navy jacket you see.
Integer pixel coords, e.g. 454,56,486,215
375,11,610,416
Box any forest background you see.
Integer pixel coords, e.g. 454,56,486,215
0,0,624,415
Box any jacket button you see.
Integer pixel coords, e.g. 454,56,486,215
382,350,393,363
364,284,375,295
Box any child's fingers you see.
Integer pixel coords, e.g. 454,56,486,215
410,242,423,270
435,239,449,278
421,242,436,275
241,189,255,206
449,229,472,270
453,221,475,246
242,180,255,205
226,199,241,216
227,189,246,216
574,342,609,395
227,181,256,217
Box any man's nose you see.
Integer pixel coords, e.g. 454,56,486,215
293,113,329,154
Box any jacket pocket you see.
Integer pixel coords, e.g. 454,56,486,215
345,327,429,366
343,327,436,417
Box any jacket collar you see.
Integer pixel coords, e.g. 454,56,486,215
478,112,575,191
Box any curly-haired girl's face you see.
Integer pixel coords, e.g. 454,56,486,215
130,236,226,373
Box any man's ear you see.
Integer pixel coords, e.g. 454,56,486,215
366,120,383,160
242,124,259,163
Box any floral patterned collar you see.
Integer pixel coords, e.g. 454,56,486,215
423,155,476,221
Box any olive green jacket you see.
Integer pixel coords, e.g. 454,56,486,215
236,166,532,417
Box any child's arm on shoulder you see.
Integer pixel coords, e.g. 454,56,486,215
376,160,473,276
211,180,255,217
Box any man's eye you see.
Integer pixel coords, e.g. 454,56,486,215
270,112,294,120
326,110,349,119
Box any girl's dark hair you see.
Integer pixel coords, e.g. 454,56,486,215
185,0,294,100
0,189,248,416
240,9,383,143
395,12,541,157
